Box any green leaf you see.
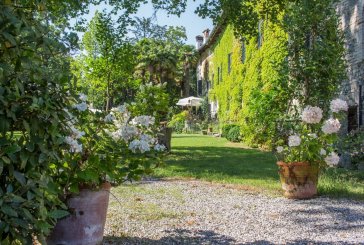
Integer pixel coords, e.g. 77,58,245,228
4,144,21,154
0,162,3,175
13,171,26,185
2,156,11,164
1,204,18,217
20,151,29,169
49,209,70,219
2,32,16,46
23,120,30,133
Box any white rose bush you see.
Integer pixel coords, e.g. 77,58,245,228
276,98,348,168
57,94,166,193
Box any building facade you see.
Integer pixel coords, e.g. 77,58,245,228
337,0,364,131
196,1,364,132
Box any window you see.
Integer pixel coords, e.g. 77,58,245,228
220,65,223,82
241,41,246,63
197,80,202,96
348,106,358,132
228,53,232,74
258,19,264,48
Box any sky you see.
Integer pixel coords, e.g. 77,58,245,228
74,0,213,46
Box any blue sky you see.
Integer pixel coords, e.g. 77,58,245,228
74,0,213,45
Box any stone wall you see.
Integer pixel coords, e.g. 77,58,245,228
337,0,364,129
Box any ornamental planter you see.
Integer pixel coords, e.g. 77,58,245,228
277,161,319,199
47,183,111,245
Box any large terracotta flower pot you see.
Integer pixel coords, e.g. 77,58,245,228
277,161,319,199
47,183,111,245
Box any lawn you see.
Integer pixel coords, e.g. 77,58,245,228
153,134,364,199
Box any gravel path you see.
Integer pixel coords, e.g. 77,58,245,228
103,179,364,245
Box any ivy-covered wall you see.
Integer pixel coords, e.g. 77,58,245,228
209,22,288,147
210,25,245,123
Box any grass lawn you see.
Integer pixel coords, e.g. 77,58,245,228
153,134,364,200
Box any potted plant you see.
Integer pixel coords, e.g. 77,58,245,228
275,99,348,199
47,94,166,244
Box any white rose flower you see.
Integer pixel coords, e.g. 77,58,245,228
128,139,140,153
140,134,155,144
301,106,323,124
131,116,155,127
139,140,150,153
330,99,348,113
322,118,341,134
308,133,318,138
64,136,83,153
288,135,301,147
325,152,340,167
111,104,128,113
69,126,85,139
74,102,88,112
276,146,284,153
154,144,166,152
320,148,327,156
78,93,87,102
104,113,115,123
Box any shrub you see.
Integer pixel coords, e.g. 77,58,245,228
226,126,241,142
168,111,188,133
344,128,364,169
222,124,239,138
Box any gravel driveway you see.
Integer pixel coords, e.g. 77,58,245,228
103,179,364,245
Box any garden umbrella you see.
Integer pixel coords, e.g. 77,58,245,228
176,96,203,107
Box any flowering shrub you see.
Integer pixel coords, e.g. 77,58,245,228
56,94,165,194
130,82,170,124
275,99,348,168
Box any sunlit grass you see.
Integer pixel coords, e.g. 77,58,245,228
153,134,364,200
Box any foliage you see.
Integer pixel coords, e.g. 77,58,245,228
130,82,170,123
72,11,136,110
344,129,364,168
226,126,241,142
284,0,346,109
222,124,239,138
210,25,245,124
56,95,165,194
168,111,189,134
0,2,76,243
209,0,345,149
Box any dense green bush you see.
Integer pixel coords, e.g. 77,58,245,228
222,124,239,138
226,125,241,142
168,111,188,133
0,3,71,243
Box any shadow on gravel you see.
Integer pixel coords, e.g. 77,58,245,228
104,231,358,245
104,228,236,244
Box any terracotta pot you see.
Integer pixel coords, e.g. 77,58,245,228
47,183,111,245
277,161,319,199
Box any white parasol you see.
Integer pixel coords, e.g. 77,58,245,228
176,96,203,107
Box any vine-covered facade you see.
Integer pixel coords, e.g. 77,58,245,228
196,0,363,147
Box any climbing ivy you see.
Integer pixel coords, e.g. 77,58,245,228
210,22,289,147
210,25,245,124
209,0,345,148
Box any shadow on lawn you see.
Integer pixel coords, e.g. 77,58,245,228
164,146,279,181
103,228,358,244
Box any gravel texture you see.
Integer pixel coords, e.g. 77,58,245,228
103,179,364,245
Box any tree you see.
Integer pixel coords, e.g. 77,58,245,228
74,11,136,110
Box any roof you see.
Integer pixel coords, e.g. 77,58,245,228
197,22,227,54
